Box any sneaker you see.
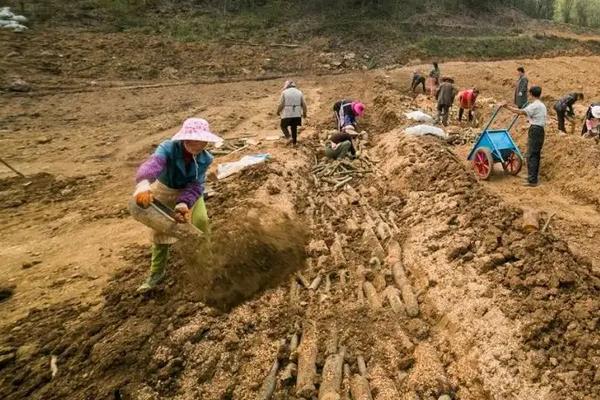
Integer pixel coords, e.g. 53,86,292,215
558,131,567,137
136,270,166,293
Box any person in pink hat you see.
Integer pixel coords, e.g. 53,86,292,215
132,117,222,293
333,99,365,133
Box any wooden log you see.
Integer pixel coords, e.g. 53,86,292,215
326,330,339,356
280,362,297,383
370,365,400,400
363,282,383,310
522,208,540,233
391,261,409,288
297,272,311,288
383,286,406,315
362,227,386,261
386,240,402,265
330,235,346,266
289,279,299,305
309,271,324,291
356,265,366,305
342,363,352,400
357,355,368,377
392,262,419,317
376,221,391,242
318,353,345,400
399,284,418,317
350,374,373,400
373,271,387,292
296,322,318,398
339,269,348,287
289,332,300,361
258,358,279,400
344,185,361,204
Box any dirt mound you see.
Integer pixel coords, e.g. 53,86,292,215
541,134,600,208
181,205,308,310
375,132,599,399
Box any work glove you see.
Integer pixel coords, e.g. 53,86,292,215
174,203,191,223
133,180,153,208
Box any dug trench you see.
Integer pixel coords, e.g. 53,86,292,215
1,77,599,400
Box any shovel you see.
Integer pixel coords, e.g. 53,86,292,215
128,198,204,241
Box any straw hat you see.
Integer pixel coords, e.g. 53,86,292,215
172,118,222,143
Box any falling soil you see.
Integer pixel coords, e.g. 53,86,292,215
179,205,308,310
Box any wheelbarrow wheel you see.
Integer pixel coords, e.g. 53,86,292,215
472,148,493,180
502,151,523,176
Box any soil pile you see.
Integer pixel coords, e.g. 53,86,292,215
375,131,599,399
181,205,308,310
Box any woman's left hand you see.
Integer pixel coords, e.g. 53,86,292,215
174,203,191,223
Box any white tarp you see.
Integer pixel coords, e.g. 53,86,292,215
404,124,448,139
217,154,271,180
0,7,28,32
405,110,434,124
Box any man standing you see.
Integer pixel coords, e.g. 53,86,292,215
435,77,457,127
514,67,529,109
277,80,307,145
502,86,547,187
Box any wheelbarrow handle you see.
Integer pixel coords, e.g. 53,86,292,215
507,114,520,131
481,106,502,133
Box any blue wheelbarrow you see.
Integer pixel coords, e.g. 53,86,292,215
467,107,524,180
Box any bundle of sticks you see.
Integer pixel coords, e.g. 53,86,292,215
311,156,375,190
211,137,256,156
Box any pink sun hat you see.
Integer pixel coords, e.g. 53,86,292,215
351,101,365,117
172,118,222,143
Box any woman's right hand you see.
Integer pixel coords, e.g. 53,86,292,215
135,191,153,208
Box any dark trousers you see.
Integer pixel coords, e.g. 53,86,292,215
554,104,567,132
412,77,425,93
437,104,450,126
527,125,545,184
458,108,473,122
280,117,302,144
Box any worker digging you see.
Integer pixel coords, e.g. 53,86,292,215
553,92,584,135
457,87,479,125
132,117,221,293
582,103,600,140
332,99,365,133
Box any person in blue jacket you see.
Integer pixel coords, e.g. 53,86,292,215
132,117,222,293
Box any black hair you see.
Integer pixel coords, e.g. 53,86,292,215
517,67,525,73
433,62,438,68
529,86,542,98
576,92,585,100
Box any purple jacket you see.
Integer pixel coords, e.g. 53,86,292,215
136,140,213,207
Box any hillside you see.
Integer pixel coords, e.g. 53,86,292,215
3,1,600,91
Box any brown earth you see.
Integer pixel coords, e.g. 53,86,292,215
0,45,599,400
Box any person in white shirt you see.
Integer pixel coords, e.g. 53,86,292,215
502,86,547,187
276,80,307,145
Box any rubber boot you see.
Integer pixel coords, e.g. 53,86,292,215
137,244,169,293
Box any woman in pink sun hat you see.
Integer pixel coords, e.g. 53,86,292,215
132,117,222,293
333,99,365,133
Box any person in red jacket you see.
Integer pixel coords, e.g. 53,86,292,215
457,87,479,123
